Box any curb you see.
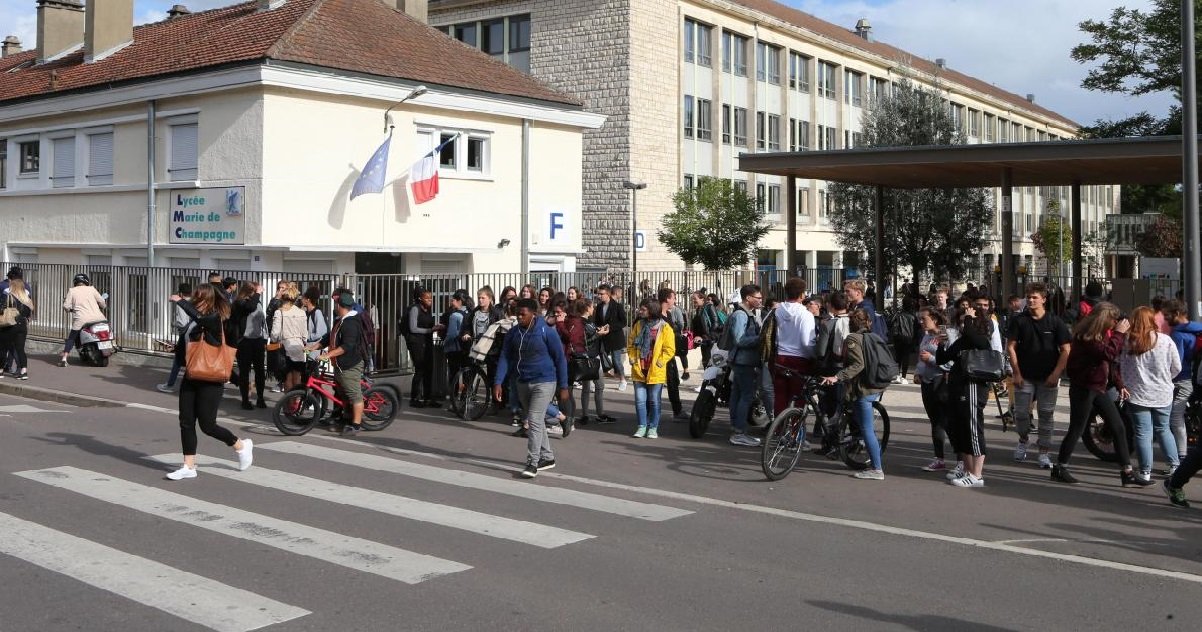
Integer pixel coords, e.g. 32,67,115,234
0,381,126,408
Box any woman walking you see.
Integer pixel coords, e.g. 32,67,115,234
627,298,675,439
1052,303,1140,486
472,287,505,411
936,304,993,487
914,307,950,472
165,284,253,481
232,282,268,409
270,287,308,392
1119,306,1180,485
572,299,611,424
0,278,34,379
822,309,887,480
406,289,436,408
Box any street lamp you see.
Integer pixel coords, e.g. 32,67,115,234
624,180,647,295
383,85,429,132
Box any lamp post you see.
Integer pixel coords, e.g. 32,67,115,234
383,85,428,132
1182,0,1202,320
624,180,647,296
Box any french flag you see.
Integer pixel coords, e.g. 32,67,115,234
410,134,458,205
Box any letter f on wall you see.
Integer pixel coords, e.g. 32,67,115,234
550,212,564,240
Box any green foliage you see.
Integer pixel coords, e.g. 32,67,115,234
660,178,771,270
827,78,993,280
1135,214,1185,258
1031,204,1073,270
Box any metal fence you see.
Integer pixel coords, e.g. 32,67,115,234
5,262,849,376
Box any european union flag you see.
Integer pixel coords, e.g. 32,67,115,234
350,135,392,200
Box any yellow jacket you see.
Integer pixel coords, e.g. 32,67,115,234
627,319,676,384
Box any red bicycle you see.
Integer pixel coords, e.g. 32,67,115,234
272,360,398,436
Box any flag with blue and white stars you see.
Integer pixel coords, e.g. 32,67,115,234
350,135,392,200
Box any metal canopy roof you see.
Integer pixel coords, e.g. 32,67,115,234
738,135,1198,188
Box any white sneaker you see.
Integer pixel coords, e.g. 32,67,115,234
547,425,564,436
156,383,175,394
166,466,197,480
618,380,628,392
853,469,885,480
945,461,965,480
236,439,254,471
1038,453,1053,469
729,432,761,447
949,473,985,487
892,375,906,385
1013,441,1028,462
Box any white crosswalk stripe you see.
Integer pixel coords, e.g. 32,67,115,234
0,511,310,632
143,453,594,548
258,441,694,521
16,466,472,584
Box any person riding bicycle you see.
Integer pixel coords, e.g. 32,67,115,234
319,292,366,436
59,273,107,367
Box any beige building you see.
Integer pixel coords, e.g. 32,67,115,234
430,0,1119,278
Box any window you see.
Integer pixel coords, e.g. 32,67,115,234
467,137,486,172
697,23,712,66
482,19,504,56
817,61,837,99
169,123,198,181
1012,122,1022,142
767,114,781,151
722,104,732,144
684,19,695,63
998,118,1009,142
844,69,863,106
844,130,862,149
757,182,766,210
768,184,781,215
734,180,747,196
439,132,457,168
817,124,836,150
733,107,748,146
723,32,748,76
968,109,980,137
87,132,113,186
756,43,780,83
984,113,996,142
452,23,477,47
19,140,39,174
419,128,491,177
0,140,6,189
756,111,765,150
508,14,531,72
683,174,694,190
870,77,889,103
949,103,964,133
789,119,810,151
789,52,810,92
696,98,712,141
447,14,530,72
683,95,694,139
798,187,811,216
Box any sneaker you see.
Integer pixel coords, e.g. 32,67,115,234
547,425,564,437
17,372,29,381
922,458,947,472
1169,464,1180,478
536,458,556,471
1129,471,1156,487
1163,479,1190,508
521,461,538,478
646,428,659,439
576,415,590,426
340,424,362,436
945,462,966,481
236,439,254,471
1050,464,1078,484
58,358,68,367
618,380,628,392
853,469,885,480
511,413,522,427
562,417,574,437
1038,453,1054,469
512,427,528,438
729,432,761,447
156,383,175,393
892,375,906,385
166,466,197,481
598,415,616,424
633,426,647,438
1013,441,1028,462
950,473,985,487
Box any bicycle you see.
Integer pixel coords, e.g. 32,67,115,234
273,359,398,436
448,357,493,421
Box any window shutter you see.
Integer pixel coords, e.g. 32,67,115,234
88,132,113,185
170,123,198,180
53,137,75,187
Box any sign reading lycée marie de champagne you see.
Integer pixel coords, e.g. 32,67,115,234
169,187,246,244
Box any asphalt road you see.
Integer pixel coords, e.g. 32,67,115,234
2,380,1201,632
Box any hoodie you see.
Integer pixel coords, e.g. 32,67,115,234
495,316,569,389
1170,321,1202,382
774,301,816,358
852,297,888,339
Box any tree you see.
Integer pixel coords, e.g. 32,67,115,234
1030,201,1073,274
659,177,771,270
1136,213,1185,258
827,77,993,282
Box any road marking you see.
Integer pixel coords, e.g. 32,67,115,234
258,441,693,522
144,453,593,549
0,511,309,632
0,404,67,413
16,466,471,585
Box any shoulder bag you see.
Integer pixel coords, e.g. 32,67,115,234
185,323,237,383
960,348,1004,383
0,295,18,328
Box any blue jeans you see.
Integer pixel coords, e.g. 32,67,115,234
610,350,627,379
854,393,883,470
729,364,759,433
634,382,663,429
1127,403,1179,475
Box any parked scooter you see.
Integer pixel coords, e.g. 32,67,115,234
78,320,116,367
688,347,769,438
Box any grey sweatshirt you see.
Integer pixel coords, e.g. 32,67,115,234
1119,332,1182,408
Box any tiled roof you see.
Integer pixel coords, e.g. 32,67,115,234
0,0,579,108
731,0,1078,129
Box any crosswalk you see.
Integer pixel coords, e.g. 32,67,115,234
5,441,695,631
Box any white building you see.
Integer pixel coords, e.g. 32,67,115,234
0,0,604,275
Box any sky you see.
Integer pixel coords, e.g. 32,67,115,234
0,0,1176,126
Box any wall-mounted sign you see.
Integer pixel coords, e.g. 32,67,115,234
170,187,246,245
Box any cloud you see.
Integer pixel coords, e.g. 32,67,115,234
786,0,1175,125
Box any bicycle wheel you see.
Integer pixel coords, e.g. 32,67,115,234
447,369,468,418
689,390,716,438
360,387,399,431
463,370,491,421
839,401,890,471
273,390,320,436
761,406,808,481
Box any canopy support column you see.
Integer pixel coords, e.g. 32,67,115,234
1001,169,1014,303
1072,180,1083,303
786,175,797,277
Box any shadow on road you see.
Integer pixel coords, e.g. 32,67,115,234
806,600,1020,632
30,432,164,472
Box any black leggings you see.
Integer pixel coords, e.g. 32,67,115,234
0,325,28,371
236,338,267,403
179,379,237,455
893,339,912,377
666,358,682,415
1060,386,1131,467
409,339,434,402
920,379,948,459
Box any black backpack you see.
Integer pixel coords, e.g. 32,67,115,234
398,302,417,338
859,332,899,389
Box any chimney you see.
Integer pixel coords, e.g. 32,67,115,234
935,58,946,69
854,18,871,40
167,4,192,19
2,35,21,57
36,0,85,63
84,0,134,63
1026,93,1035,103
382,0,428,23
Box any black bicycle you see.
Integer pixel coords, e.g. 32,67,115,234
448,358,493,421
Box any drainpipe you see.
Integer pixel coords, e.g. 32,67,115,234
147,100,157,266
521,118,530,276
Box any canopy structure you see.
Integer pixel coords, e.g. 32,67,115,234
738,136,1202,309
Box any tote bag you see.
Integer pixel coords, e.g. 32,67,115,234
0,295,18,328
185,325,236,383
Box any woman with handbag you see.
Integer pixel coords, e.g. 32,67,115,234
270,287,308,392
1052,303,1139,486
568,299,609,425
164,283,253,481
0,278,35,380
935,304,994,487
627,298,675,439
914,307,950,472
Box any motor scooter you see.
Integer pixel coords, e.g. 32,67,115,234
688,347,769,438
78,320,116,367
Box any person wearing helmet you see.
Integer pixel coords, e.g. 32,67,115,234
60,273,107,367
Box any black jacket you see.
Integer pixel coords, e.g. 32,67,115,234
593,299,627,352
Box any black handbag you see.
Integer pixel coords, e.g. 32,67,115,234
960,349,1004,382
569,353,601,381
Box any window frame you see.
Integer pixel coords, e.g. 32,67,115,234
0,139,7,189
18,138,40,175
817,61,837,99
684,18,696,63
756,111,766,150
696,22,712,67
683,95,694,139
416,125,494,179
766,45,781,84
50,133,77,189
733,107,748,147
696,98,712,142
767,114,781,151
721,104,732,145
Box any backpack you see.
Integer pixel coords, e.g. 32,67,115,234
815,315,844,373
398,302,417,338
358,307,376,350
858,332,899,389
760,309,779,365
717,308,753,352
888,310,915,343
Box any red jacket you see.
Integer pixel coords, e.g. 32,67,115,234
555,314,587,355
1066,331,1126,393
